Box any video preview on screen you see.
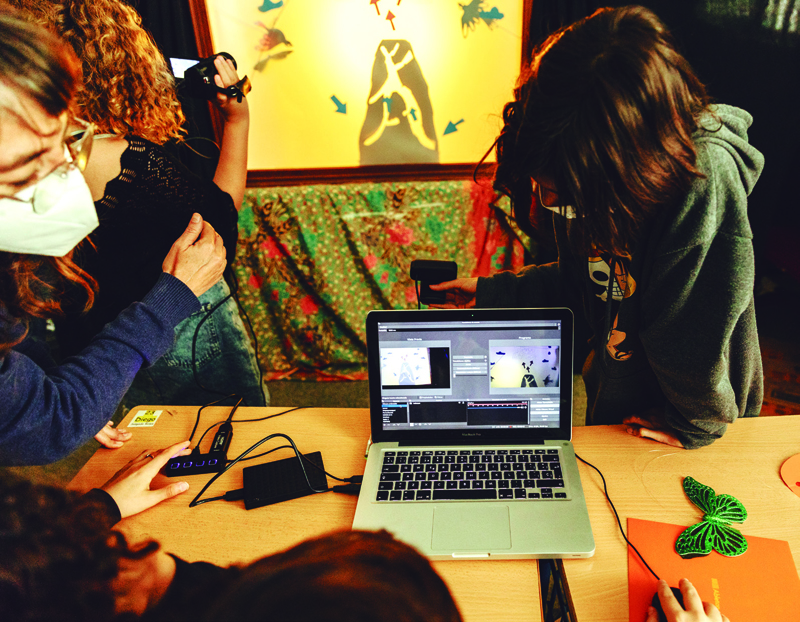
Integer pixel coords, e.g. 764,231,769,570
489,345,559,389
379,346,451,390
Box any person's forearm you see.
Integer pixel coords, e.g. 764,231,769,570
0,274,200,466
213,115,249,210
476,262,564,308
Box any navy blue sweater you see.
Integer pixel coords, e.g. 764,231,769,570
0,273,199,465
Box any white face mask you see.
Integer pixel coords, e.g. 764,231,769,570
0,160,98,256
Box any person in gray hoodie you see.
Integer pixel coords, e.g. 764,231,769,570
431,5,764,449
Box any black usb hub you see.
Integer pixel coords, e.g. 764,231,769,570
164,454,226,476
165,423,234,477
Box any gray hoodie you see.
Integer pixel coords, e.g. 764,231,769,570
477,104,765,449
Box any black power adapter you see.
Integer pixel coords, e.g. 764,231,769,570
164,423,233,477
242,451,328,510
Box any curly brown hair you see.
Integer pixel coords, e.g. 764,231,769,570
0,472,159,622
7,0,185,144
491,5,713,257
0,250,97,353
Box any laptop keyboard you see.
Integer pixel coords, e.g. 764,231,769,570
376,448,566,502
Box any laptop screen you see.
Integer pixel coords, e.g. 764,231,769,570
366,308,574,443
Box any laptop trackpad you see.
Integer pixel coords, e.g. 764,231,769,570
431,505,512,550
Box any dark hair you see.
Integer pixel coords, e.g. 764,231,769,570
203,530,463,622
0,472,158,622
0,8,80,117
0,8,96,355
493,5,712,256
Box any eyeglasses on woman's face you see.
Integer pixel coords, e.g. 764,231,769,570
0,117,95,210
531,178,577,219
531,178,561,209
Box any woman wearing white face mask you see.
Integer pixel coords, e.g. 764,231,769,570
9,0,267,418
0,10,227,468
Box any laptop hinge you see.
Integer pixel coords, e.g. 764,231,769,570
397,438,547,447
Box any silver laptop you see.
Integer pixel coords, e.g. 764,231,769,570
352,307,595,560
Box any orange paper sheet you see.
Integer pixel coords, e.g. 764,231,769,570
627,518,800,622
780,453,800,499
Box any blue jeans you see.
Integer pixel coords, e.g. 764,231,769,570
122,279,269,409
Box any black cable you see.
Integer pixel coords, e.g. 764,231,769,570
415,280,421,309
225,396,244,423
190,268,266,406
189,432,328,507
194,494,226,504
298,452,349,483
229,406,301,424
192,396,245,451
575,453,660,581
188,395,238,445
227,443,293,464
191,285,235,398
229,270,268,406
221,443,348,482
196,406,303,453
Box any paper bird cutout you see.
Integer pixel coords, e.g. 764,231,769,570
258,0,283,13
675,476,748,559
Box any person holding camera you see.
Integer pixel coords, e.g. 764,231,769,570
9,0,268,439
431,6,763,449
0,9,229,465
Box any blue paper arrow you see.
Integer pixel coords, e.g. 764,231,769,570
331,95,347,114
444,119,465,135
409,108,417,121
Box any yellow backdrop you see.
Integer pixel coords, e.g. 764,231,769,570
204,0,523,170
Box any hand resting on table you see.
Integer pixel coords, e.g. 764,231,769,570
101,441,192,519
94,420,132,448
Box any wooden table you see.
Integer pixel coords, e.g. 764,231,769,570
71,407,800,622
69,405,543,622
566,415,800,622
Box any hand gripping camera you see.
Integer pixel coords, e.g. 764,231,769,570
170,52,252,103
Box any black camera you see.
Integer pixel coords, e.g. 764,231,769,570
170,52,251,103
410,259,458,305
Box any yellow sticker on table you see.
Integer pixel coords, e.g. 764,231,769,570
128,410,163,427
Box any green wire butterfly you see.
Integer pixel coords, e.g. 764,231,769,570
675,476,748,559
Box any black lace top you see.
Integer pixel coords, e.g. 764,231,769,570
55,135,239,358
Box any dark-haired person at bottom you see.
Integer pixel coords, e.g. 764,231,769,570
0,467,462,622
198,529,462,622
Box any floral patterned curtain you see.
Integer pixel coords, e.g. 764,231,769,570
233,180,533,380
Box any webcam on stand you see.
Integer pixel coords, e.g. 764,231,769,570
410,259,458,306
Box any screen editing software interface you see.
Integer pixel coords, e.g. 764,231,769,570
377,318,563,431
